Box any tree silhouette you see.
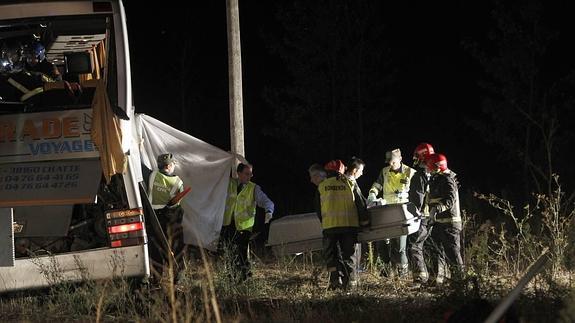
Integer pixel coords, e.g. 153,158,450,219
463,0,575,199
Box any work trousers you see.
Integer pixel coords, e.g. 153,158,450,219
350,242,363,283
155,207,185,265
323,231,357,288
430,222,464,280
408,218,432,281
378,235,408,275
220,224,252,281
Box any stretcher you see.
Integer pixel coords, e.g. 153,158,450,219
266,203,421,257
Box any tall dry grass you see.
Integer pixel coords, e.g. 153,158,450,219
1,176,575,322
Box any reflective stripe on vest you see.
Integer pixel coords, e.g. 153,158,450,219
432,190,462,223
382,165,415,204
427,175,461,223
319,176,359,230
148,170,183,209
7,77,44,101
223,178,257,231
435,216,462,223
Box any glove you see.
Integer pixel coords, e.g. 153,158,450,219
396,191,409,200
368,193,384,207
264,212,272,224
367,193,377,205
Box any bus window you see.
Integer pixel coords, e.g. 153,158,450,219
0,14,117,113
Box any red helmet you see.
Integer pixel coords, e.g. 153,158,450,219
413,143,435,162
426,153,448,173
324,160,345,174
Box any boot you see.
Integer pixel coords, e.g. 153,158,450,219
328,271,342,290
397,264,409,278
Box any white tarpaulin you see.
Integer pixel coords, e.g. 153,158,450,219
136,114,234,251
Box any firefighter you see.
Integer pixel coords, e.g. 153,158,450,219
220,163,274,282
0,40,81,102
408,143,435,285
24,41,82,95
0,41,44,102
426,153,464,284
148,153,185,263
318,160,367,290
367,148,415,278
24,41,61,81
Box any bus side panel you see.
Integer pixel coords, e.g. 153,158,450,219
0,208,15,267
0,245,147,293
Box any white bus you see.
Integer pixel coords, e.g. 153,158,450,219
0,0,150,292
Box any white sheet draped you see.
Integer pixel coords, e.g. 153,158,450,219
136,114,234,251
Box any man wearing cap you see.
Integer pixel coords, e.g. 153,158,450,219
148,153,185,261
220,163,274,282
367,148,415,278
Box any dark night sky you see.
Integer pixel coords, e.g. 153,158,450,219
123,1,575,215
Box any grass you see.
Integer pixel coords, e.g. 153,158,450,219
2,177,575,322
1,251,571,322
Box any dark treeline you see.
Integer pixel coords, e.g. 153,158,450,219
125,0,575,218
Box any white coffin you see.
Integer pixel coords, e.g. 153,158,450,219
358,203,421,242
267,203,421,256
266,212,323,257
267,203,420,256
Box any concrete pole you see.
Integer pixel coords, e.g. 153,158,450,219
226,0,245,173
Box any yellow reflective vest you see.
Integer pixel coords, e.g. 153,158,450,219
369,164,415,204
148,170,184,210
318,176,359,230
223,178,257,231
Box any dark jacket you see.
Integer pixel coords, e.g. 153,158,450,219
27,59,61,81
427,170,461,223
347,175,369,226
408,166,429,213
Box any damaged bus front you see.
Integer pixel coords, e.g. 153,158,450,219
0,0,150,292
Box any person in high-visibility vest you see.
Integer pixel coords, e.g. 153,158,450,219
426,153,463,285
148,153,185,261
220,163,274,282
367,148,415,278
318,160,368,290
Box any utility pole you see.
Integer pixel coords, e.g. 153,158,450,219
226,0,245,172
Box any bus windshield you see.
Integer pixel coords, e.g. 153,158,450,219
0,14,117,114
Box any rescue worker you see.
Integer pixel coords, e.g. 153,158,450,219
24,41,61,81
407,143,435,285
317,160,367,290
220,163,274,282
426,153,464,284
0,40,80,102
309,163,327,223
344,157,369,286
309,163,327,187
24,41,82,96
0,42,44,102
148,153,185,263
367,148,415,278
148,153,184,264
